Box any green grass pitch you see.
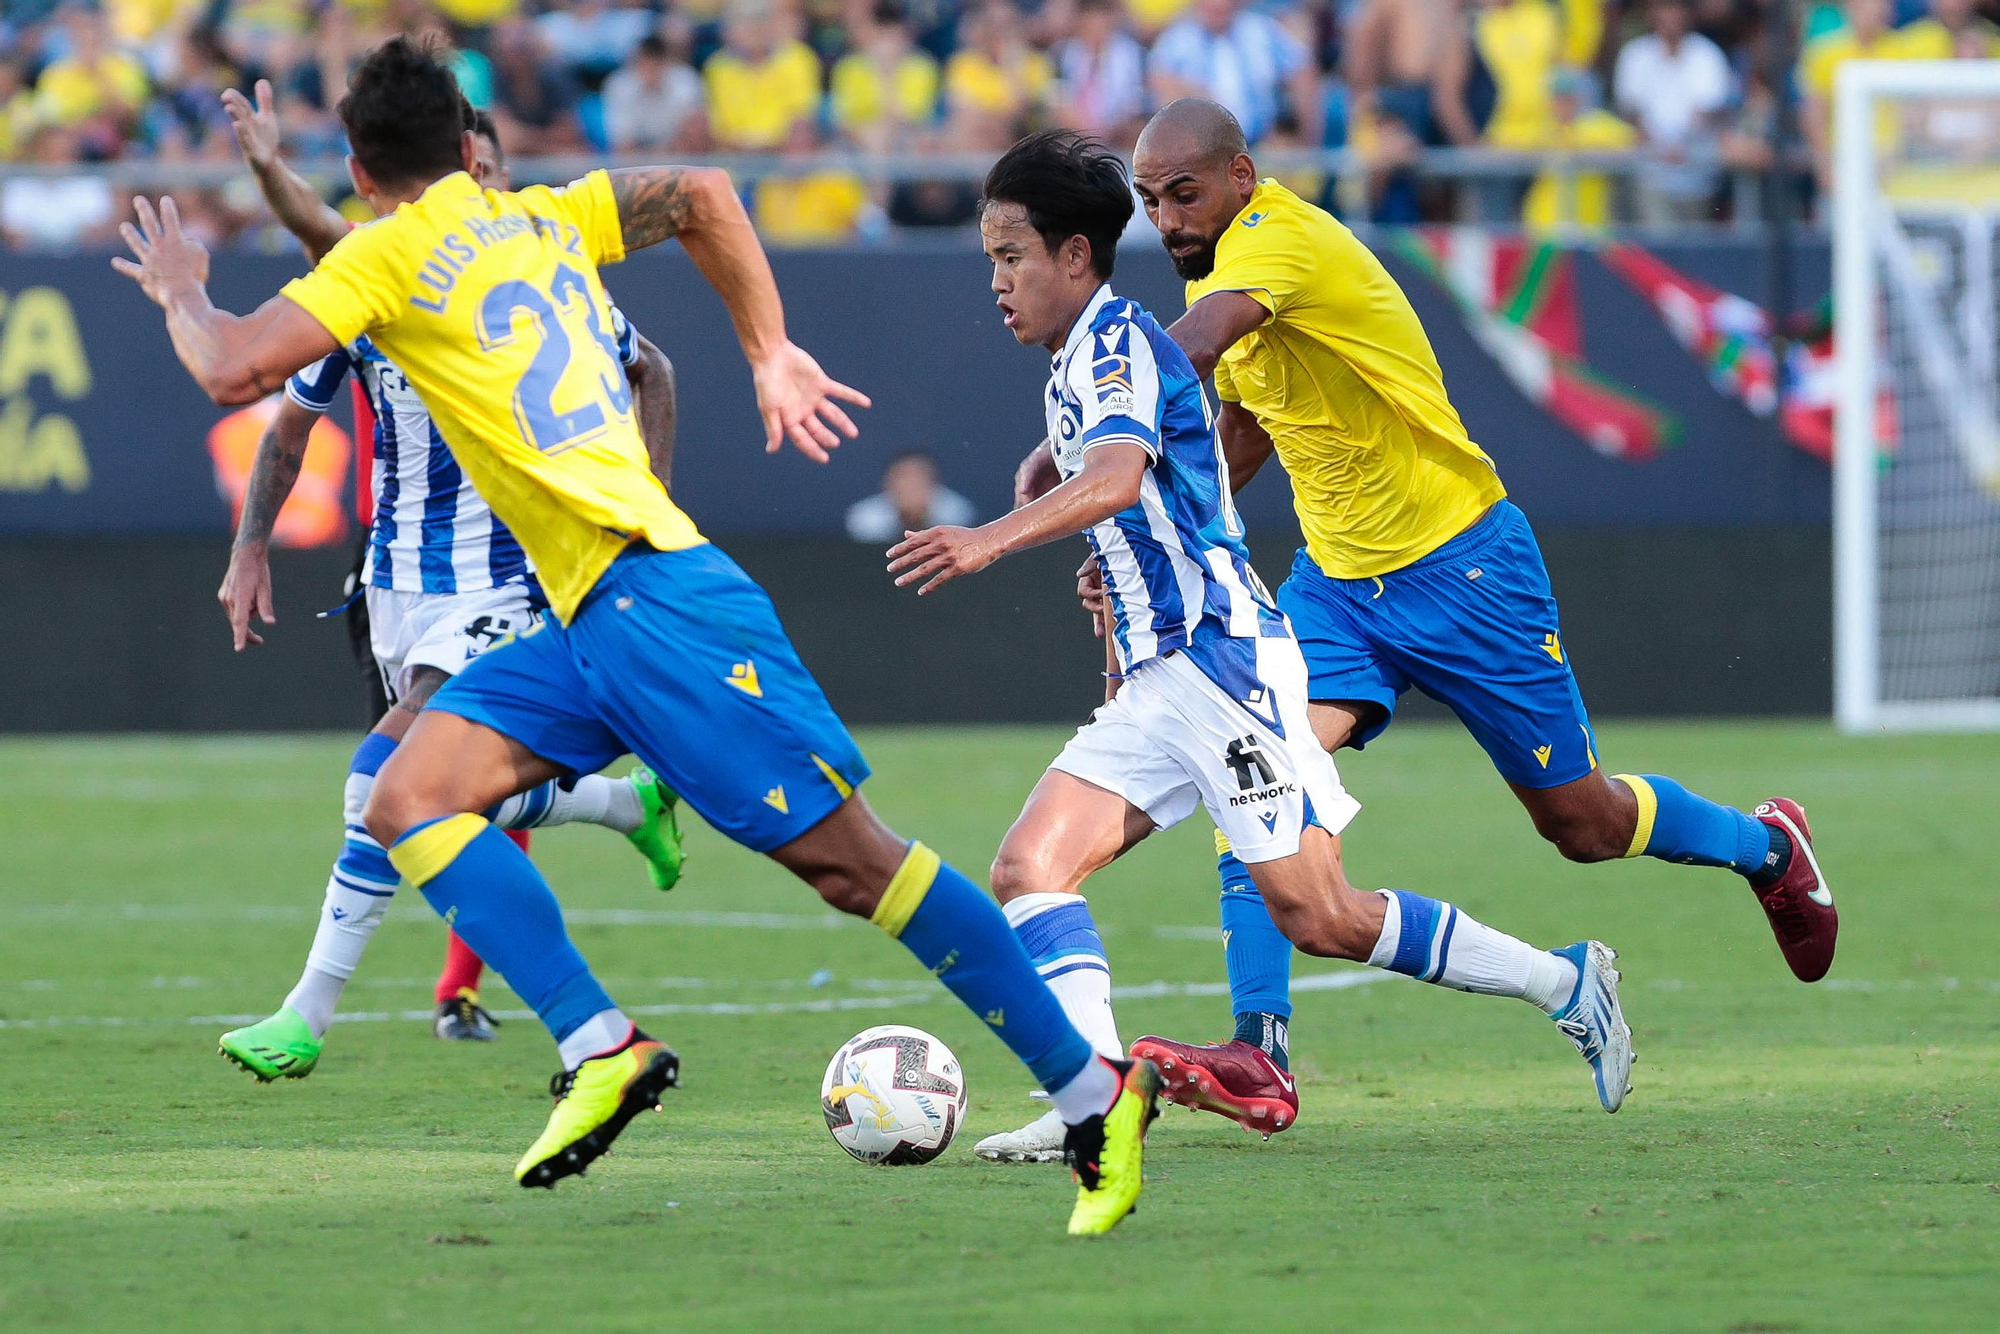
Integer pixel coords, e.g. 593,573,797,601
1,723,1996,1331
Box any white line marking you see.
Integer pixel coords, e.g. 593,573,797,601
0,971,1396,1031
1,904,1243,937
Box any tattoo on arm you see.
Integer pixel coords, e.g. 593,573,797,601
236,407,314,549
610,167,699,251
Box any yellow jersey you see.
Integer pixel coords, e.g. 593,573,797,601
1188,180,1506,579
281,169,703,623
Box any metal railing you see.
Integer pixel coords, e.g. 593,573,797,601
0,145,1812,232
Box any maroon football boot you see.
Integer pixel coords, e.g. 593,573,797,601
1751,798,1838,982
1127,1036,1298,1137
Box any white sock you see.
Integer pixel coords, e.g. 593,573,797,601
1048,1054,1121,1124
556,1009,633,1069
284,769,397,1038
1001,892,1122,1060
490,774,642,834
1366,889,1577,1016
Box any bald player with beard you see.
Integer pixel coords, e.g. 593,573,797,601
1006,98,1838,1138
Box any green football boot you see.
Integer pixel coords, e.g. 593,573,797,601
219,1006,322,1081
625,765,686,892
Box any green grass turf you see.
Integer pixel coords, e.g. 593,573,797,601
1,723,1996,1332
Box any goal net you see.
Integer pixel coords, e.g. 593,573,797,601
1834,60,2000,732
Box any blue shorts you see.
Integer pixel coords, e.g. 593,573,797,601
1279,500,1598,789
428,543,870,852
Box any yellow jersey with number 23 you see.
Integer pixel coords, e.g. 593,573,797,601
281,169,702,623
1188,179,1505,580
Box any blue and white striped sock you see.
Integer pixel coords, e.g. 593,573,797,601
1001,892,1123,1060
1365,889,1575,1016
488,773,641,834
286,732,402,1037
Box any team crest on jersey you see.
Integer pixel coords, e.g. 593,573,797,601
1091,325,1137,417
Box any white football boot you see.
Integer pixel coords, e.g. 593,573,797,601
973,1105,1066,1163
1549,939,1634,1113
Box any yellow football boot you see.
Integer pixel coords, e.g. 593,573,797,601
1064,1058,1163,1236
515,1032,679,1188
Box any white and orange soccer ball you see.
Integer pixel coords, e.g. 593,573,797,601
820,1024,968,1165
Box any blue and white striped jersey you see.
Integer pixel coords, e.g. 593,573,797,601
1045,285,1284,672
286,305,641,596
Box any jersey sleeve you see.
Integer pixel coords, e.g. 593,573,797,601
1211,349,1241,404
278,217,410,347
609,304,640,366
284,351,352,413
1200,203,1313,320
1067,315,1163,461
517,169,626,268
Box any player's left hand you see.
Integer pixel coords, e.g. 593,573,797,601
111,196,210,304
886,526,998,596
752,342,871,463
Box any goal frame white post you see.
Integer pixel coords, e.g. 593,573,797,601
1832,59,2000,733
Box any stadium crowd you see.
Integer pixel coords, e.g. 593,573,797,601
0,0,1996,248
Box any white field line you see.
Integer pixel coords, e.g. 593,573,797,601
0,970,1397,1031
0,902,1227,940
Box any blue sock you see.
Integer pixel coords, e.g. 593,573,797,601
337,731,400,895
351,730,397,778
1218,847,1294,1069
871,843,1094,1096
388,815,615,1045
1614,774,1770,874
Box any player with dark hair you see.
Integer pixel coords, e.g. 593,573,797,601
118,37,1156,1235
892,129,1628,1166
1010,97,1835,1135
208,81,685,1074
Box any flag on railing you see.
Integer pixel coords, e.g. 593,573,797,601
1599,247,1892,464
1598,243,1780,415
1392,229,1679,462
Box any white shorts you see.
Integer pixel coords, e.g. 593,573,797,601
365,584,541,703
1049,635,1361,863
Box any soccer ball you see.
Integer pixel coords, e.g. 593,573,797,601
820,1024,968,1165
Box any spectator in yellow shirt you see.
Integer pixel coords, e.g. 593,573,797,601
431,0,519,30
1888,0,2000,58
1477,0,1560,144
0,56,37,162
1489,66,1639,232
1797,0,1901,193
107,0,197,44
829,0,940,152
753,116,877,244
705,0,825,150
1126,0,1193,39
944,0,1053,148
34,4,148,141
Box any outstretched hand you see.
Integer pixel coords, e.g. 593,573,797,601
221,79,281,171
752,342,870,462
887,525,998,596
111,196,210,305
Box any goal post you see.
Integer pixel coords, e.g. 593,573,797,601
1833,59,2000,733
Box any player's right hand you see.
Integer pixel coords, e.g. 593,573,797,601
1077,554,1106,637
218,544,275,651
221,79,281,171
752,342,870,463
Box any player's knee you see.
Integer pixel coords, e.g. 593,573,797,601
987,844,1053,903
360,777,420,850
